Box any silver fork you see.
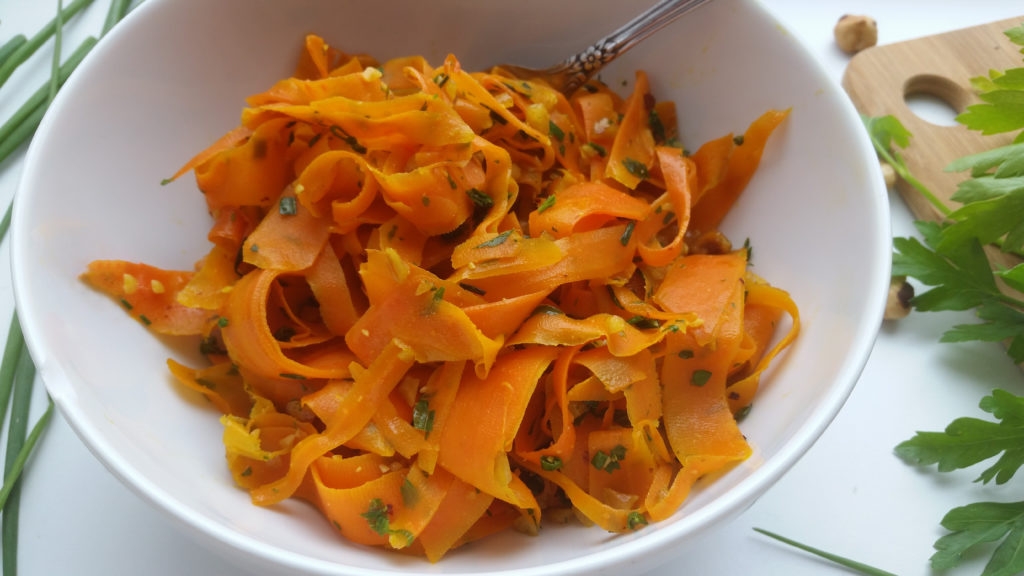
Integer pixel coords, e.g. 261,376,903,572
498,0,716,93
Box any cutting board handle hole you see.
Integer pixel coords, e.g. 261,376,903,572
903,74,968,127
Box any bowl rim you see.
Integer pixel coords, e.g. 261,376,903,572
10,0,891,573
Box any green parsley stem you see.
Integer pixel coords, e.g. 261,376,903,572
753,528,897,576
0,36,28,71
872,142,952,218
0,0,94,89
0,37,98,167
2,343,37,576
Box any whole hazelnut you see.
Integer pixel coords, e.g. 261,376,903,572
835,14,878,54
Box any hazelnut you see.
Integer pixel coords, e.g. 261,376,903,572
880,160,897,188
834,14,878,54
884,276,914,320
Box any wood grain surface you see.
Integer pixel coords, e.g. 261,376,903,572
843,16,1024,292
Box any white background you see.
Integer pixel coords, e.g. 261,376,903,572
2,1,1024,574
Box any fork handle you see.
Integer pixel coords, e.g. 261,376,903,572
559,0,714,92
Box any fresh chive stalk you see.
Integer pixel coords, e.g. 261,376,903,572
0,37,98,165
0,36,28,71
0,315,25,429
753,528,897,576
49,0,65,104
2,347,38,576
0,397,53,511
0,0,95,89
102,0,132,36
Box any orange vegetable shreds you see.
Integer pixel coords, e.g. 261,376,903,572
83,33,799,561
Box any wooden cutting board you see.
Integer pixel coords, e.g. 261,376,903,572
843,16,1024,291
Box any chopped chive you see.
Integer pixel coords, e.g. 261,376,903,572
606,285,624,309
217,316,229,328
753,528,897,576
540,455,562,471
139,314,152,326
587,142,607,157
0,0,94,89
119,298,133,310
475,230,513,248
160,178,173,186
537,195,556,213
280,373,307,380
278,196,297,216
446,172,457,189
691,369,712,387
620,221,636,246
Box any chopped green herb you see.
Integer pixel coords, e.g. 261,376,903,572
328,125,367,154
587,142,607,157
217,316,229,328
489,108,509,125
691,369,712,387
307,131,323,147
446,171,457,189
620,220,636,246
138,314,152,326
278,196,297,216
733,134,745,146
119,298,133,310
626,315,660,330
677,349,695,359
458,282,486,295
736,404,752,421
537,195,556,213
591,444,626,473
548,120,565,142
241,466,252,477
160,178,173,186
475,230,513,248
412,398,435,435
649,109,666,144
628,511,649,530
421,195,430,206
433,72,449,87
466,188,493,208
361,498,392,536
195,378,216,390
606,285,624,309
663,210,675,225
279,373,307,380
250,244,260,253
540,455,563,471
401,478,419,508
622,157,649,179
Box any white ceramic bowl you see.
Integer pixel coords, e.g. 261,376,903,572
11,0,889,574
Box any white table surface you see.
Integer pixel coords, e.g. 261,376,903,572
3,1,1024,574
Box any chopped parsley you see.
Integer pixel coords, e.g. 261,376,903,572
475,230,513,248
622,157,649,179
278,196,297,216
691,369,712,387
537,195,556,213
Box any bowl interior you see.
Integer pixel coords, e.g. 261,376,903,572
12,0,889,574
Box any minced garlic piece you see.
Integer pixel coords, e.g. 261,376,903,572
122,273,138,295
150,279,166,294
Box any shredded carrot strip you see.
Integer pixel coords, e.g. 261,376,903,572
83,35,797,561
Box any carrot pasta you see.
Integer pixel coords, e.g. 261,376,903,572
82,35,798,561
